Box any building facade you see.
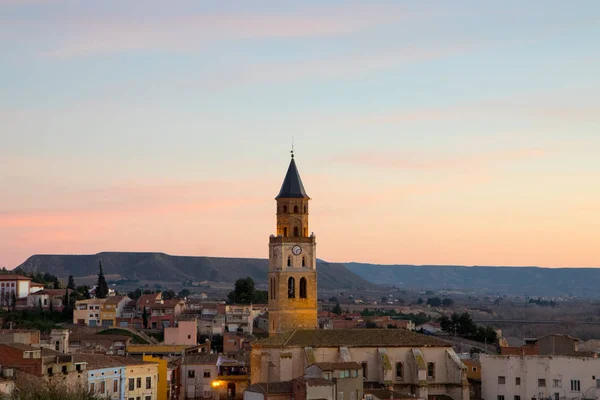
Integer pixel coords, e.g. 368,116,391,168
268,154,318,336
481,354,600,400
73,298,107,326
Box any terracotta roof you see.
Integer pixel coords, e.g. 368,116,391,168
254,329,450,348
296,377,333,387
105,295,127,305
31,289,73,296
182,353,220,365
0,275,31,281
312,362,362,371
246,381,293,394
72,354,127,369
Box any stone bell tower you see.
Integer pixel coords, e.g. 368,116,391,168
268,152,318,336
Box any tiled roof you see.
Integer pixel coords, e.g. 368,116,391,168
0,275,31,281
72,354,127,369
246,381,293,394
312,362,362,371
296,377,333,387
105,295,127,304
254,329,450,348
182,353,220,365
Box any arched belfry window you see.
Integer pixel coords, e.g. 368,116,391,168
283,227,287,237
283,205,288,213
287,256,291,267
303,228,307,237
293,226,299,237
302,257,305,267
300,277,307,298
270,278,276,300
294,205,298,213
288,277,295,298
55,341,60,351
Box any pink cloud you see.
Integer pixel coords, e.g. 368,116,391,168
40,4,416,57
333,148,548,171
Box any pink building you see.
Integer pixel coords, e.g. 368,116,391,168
164,320,197,345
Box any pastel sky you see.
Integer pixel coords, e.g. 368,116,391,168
1,0,599,269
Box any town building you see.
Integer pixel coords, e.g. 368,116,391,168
100,295,131,327
481,354,600,400
164,320,198,346
251,329,468,400
72,354,127,400
122,359,160,400
0,275,33,306
26,289,73,311
73,298,107,326
268,154,318,335
0,329,41,345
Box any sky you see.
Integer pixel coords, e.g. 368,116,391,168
1,1,599,269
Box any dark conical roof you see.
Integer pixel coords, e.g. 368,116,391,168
276,157,309,199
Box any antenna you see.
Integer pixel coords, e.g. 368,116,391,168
291,137,294,158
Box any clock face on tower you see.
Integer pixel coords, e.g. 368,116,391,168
292,245,302,255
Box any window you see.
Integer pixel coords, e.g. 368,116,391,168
129,398,134,400
188,370,195,378
129,378,134,390
351,369,358,377
283,227,287,237
299,277,307,298
146,397,151,400
293,226,299,236
497,396,504,400
62,365,67,374
188,335,191,339
472,367,477,372
55,341,60,351
76,364,82,372
204,370,211,378
596,379,600,388
146,377,151,389
361,362,367,379
338,392,344,400
203,392,211,398
554,394,559,400
283,205,288,213
514,396,520,400
113,379,118,393
427,362,435,379
323,372,331,380
137,377,142,388
340,370,350,378
90,382,95,392
553,379,561,388
516,377,521,385
302,257,305,267
571,380,580,392
287,257,291,267
47,367,53,376
396,362,403,379
538,379,546,387
288,277,295,298
294,206,298,213
100,381,105,394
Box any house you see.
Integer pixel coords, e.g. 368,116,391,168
180,353,220,399
251,329,468,400
100,296,130,327
0,275,32,305
481,354,600,400
149,299,186,328
223,332,251,354
27,289,73,311
72,354,126,400
0,329,41,345
164,320,197,346
536,334,592,357
226,305,255,334
73,298,107,326
137,292,163,314
121,359,160,400
143,355,169,400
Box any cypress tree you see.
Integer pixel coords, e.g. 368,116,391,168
96,261,109,299
142,306,149,329
67,275,76,290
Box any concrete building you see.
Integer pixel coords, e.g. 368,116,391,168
123,360,160,400
251,329,468,400
72,354,127,400
0,275,32,305
100,295,131,327
226,305,255,334
481,354,600,400
73,298,107,326
181,353,220,399
268,154,318,336
165,320,198,346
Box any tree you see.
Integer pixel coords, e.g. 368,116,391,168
96,261,109,299
67,275,76,290
442,298,454,307
162,290,176,300
381,296,388,303
82,286,91,300
332,301,342,315
417,298,424,304
142,306,149,329
227,277,256,304
427,297,442,307
11,292,17,311
53,278,60,289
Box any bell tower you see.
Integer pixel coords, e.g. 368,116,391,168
268,152,318,336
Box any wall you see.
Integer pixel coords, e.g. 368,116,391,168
164,320,197,346
87,366,125,400
143,356,168,400
180,363,218,399
481,355,600,400
124,363,159,400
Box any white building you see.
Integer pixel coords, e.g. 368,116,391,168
0,275,32,305
481,354,600,400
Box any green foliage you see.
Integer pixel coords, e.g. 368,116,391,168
98,329,149,344
227,277,267,304
96,261,109,299
442,298,454,307
199,334,223,353
67,275,76,290
439,312,497,344
0,307,71,333
142,306,148,329
162,289,176,300
332,301,342,315
417,298,424,304
427,297,442,307
528,298,557,307
0,380,103,399
179,288,191,298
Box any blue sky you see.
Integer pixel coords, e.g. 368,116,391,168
1,0,599,268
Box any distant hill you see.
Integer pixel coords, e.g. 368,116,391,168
15,252,376,291
344,262,600,297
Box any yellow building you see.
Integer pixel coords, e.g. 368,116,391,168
73,298,107,327
122,360,159,400
143,355,168,400
99,296,129,327
268,153,318,336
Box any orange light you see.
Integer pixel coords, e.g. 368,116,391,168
211,381,222,388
